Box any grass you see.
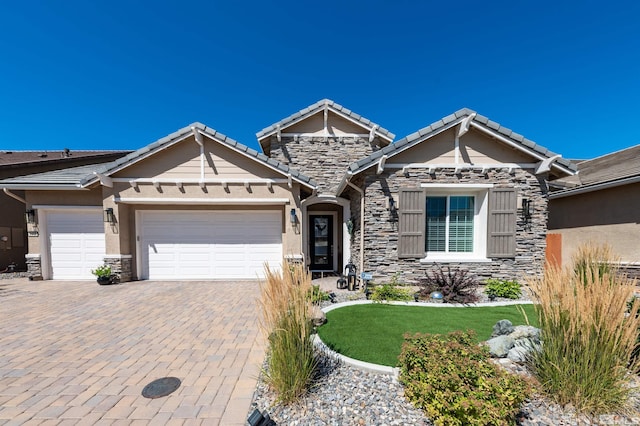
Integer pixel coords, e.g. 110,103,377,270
317,303,537,366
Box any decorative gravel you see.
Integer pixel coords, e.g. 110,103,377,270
251,278,640,425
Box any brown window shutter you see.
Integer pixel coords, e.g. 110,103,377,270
487,187,517,258
398,188,425,258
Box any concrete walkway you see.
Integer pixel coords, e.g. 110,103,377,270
0,278,265,425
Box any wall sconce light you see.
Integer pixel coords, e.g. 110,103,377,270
521,198,532,230
25,209,37,224
346,219,354,235
521,199,532,221
103,208,116,225
290,208,297,225
388,197,397,215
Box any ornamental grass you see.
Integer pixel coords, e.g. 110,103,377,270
528,243,640,415
258,262,317,404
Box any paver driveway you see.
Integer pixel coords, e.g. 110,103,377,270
0,279,265,425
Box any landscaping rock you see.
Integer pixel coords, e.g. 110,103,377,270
509,325,540,341
311,306,327,326
507,345,530,363
488,320,542,362
491,319,515,337
486,335,515,357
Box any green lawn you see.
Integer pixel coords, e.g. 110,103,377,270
317,303,538,366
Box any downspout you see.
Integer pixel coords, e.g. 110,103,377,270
3,188,26,204
346,180,365,277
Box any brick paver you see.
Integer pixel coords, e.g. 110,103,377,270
0,279,265,424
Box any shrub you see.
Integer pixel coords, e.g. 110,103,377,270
91,264,111,278
399,330,532,425
369,284,413,302
485,279,521,300
258,262,317,404
308,284,331,305
417,264,479,304
528,243,640,414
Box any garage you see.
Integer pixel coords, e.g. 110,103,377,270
46,210,106,280
139,210,283,280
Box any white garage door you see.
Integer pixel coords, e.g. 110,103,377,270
47,210,106,280
140,210,282,280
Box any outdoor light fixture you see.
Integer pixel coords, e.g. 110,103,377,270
25,209,37,224
290,208,297,225
388,197,397,215
103,208,116,225
346,219,354,235
521,199,532,221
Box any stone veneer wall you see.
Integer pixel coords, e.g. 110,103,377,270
266,135,384,194
349,167,549,284
26,255,43,280
104,257,132,283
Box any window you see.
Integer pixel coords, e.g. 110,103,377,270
426,196,474,253
398,186,516,261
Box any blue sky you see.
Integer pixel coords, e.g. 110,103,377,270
1,1,638,160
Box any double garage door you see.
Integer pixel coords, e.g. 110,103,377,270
46,209,282,280
139,210,283,280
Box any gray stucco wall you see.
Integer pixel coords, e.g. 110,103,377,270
346,167,549,284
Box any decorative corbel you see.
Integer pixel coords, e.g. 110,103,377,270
93,172,113,188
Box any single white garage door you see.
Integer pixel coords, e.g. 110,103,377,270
47,210,106,280
139,210,282,280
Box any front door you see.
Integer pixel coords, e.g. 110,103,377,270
309,215,333,270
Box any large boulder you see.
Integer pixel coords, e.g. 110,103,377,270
509,325,540,341
492,319,515,337
487,320,542,363
310,306,326,327
486,335,515,357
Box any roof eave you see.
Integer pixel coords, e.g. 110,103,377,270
0,183,85,190
549,174,640,199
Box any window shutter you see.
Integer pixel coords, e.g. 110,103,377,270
398,188,425,258
487,188,517,258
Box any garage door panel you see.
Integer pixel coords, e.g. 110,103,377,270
141,211,282,280
47,211,105,280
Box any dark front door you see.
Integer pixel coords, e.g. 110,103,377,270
309,215,333,270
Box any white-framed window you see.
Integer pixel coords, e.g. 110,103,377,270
397,184,514,262
426,195,475,253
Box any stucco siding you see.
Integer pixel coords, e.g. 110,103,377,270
548,182,640,264
392,128,535,165
286,112,370,135
459,129,533,164
392,130,455,164
112,136,281,180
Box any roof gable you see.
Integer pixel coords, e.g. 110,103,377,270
339,108,577,190
256,99,395,149
0,124,316,190
81,123,316,189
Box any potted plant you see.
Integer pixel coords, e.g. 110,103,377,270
91,264,112,285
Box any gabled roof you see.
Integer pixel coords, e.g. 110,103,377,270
0,164,103,189
0,150,129,168
255,99,395,147
550,144,640,199
0,123,316,190
336,108,577,195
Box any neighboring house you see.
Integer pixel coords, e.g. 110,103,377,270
548,145,640,277
0,150,130,272
0,100,577,282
